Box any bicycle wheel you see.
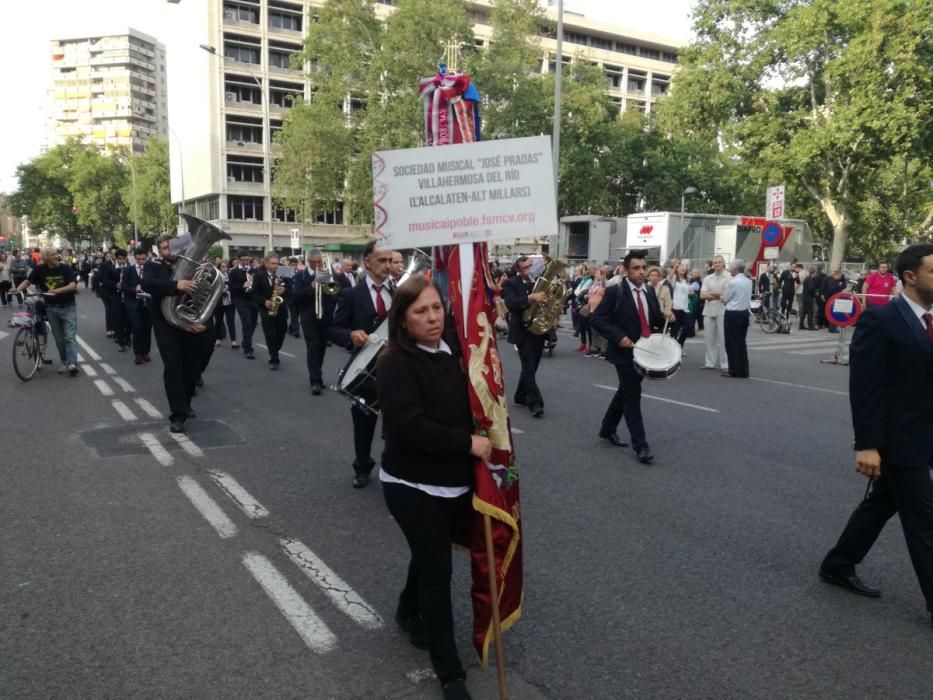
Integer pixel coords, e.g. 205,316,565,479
12,327,40,381
759,309,781,334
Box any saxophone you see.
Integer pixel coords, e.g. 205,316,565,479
522,257,571,335
162,214,232,330
268,277,285,318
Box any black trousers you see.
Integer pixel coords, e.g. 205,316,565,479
383,483,471,685
233,297,257,353
101,292,115,333
600,359,648,451
351,403,379,474
214,303,237,341
822,466,933,613
513,334,545,408
0,280,10,306
125,300,152,355
723,309,750,377
780,292,795,318
287,299,300,335
260,309,287,362
152,319,215,422
109,295,130,347
300,312,329,386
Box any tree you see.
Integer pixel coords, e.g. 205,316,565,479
8,140,85,242
124,138,176,244
70,145,128,245
659,0,932,269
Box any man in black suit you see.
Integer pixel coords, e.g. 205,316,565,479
141,236,215,433
122,247,152,365
591,249,664,463
227,252,257,359
330,241,393,488
292,249,336,395
99,249,130,349
501,257,549,418
819,243,933,628
284,257,301,338
250,254,288,369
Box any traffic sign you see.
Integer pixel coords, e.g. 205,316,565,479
761,221,782,246
825,292,863,328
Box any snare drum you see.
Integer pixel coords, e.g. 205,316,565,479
334,318,389,414
633,333,682,380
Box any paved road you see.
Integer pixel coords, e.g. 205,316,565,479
2,295,931,699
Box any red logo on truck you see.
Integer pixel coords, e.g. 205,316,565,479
639,225,654,236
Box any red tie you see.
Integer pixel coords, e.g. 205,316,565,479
636,288,651,338
374,284,386,319
923,313,933,342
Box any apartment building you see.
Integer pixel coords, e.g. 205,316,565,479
166,0,682,254
47,30,168,154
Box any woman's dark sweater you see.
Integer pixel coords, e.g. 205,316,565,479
376,344,475,487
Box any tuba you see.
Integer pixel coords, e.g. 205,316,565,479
161,214,232,330
313,253,342,319
522,257,571,335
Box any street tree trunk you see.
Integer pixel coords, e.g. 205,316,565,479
814,191,850,272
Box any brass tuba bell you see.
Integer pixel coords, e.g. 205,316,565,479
522,257,571,335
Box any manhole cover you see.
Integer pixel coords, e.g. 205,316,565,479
79,419,243,458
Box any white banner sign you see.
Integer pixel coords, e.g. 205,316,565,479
289,228,300,249
372,135,557,249
766,185,785,219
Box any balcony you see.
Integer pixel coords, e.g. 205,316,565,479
225,97,263,115
224,178,265,195
225,140,264,155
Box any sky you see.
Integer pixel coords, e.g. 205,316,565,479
0,0,695,193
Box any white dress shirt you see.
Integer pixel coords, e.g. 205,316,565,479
902,293,933,328
366,276,392,314
701,271,733,317
378,339,472,498
722,273,753,311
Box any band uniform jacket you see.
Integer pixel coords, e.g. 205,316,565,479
501,274,537,345
590,282,664,367
121,264,145,303
849,296,933,469
292,269,335,322
140,259,177,324
227,266,252,301
97,260,121,297
249,270,282,311
329,282,391,350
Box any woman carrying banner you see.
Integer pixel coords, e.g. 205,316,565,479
377,276,491,700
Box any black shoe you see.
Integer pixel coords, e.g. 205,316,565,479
441,678,472,700
269,361,279,371
245,351,255,359
352,473,370,489
636,446,654,463
185,406,196,419
721,371,736,378
818,569,881,598
529,404,544,418
599,431,629,447
169,419,185,433
117,345,127,352
395,611,429,649
513,397,528,406
311,383,322,396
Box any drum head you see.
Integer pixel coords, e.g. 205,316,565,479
633,334,682,379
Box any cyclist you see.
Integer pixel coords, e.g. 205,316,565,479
10,248,79,376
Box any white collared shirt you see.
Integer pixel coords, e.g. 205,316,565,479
901,293,933,327
625,277,648,308
366,276,392,314
701,271,733,317
723,273,753,311
378,338,471,498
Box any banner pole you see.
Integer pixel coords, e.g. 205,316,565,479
483,513,509,700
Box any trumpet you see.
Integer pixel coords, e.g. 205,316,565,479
313,253,341,319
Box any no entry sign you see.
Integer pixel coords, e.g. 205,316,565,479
761,221,782,246
825,292,863,328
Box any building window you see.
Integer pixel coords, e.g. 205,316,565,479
651,80,669,96
270,84,302,107
225,77,261,104
662,51,678,63
228,196,264,220
269,45,297,70
224,34,261,64
314,206,344,225
269,10,302,32
227,155,264,183
546,54,571,73
590,36,612,51
223,1,259,24
226,115,263,144
564,31,589,46
272,205,297,222
617,42,637,55
640,47,660,60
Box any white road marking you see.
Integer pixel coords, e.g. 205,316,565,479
77,352,85,362
595,385,721,413
99,362,117,375
207,470,268,518
406,668,437,684
75,335,102,361
111,400,137,422
176,475,237,538
748,376,848,396
81,363,98,377
113,377,135,393
168,432,205,457
93,379,114,396
789,347,846,356
139,432,175,466
256,343,296,358
511,427,524,435
242,552,337,653
0,331,9,341
134,398,164,419
749,341,840,352
281,538,384,630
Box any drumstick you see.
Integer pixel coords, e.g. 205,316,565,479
633,346,664,357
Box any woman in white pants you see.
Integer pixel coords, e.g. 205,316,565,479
700,255,732,370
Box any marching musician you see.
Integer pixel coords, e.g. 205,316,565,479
250,253,288,370
501,256,548,418
141,235,215,433
285,257,302,338
591,250,664,463
330,240,394,488
122,247,152,365
100,249,130,351
390,251,405,285
228,252,257,360
292,249,335,395
376,276,489,700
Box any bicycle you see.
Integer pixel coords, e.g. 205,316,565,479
9,295,52,381
751,296,791,334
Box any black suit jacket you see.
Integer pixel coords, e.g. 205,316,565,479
250,270,281,310
590,282,664,367
500,274,536,344
329,282,390,349
140,259,177,324
227,266,252,301
121,264,146,303
849,296,933,468
292,269,335,322
97,261,122,297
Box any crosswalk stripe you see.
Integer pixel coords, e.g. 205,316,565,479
789,347,846,356
749,341,841,351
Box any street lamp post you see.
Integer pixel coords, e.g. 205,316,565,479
680,186,700,259
125,156,139,245
552,0,564,189
200,44,275,254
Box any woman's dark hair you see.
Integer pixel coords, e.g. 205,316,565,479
386,276,449,353
895,243,933,283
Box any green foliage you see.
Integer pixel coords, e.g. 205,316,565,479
124,138,176,242
660,0,932,268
